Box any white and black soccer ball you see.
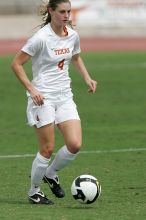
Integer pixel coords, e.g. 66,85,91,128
71,174,101,204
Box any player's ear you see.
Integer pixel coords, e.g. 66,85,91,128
48,7,53,15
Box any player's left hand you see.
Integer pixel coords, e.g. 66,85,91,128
87,79,97,93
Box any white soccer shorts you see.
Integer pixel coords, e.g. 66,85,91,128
27,97,80,128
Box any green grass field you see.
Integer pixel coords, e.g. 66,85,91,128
0,52,146,220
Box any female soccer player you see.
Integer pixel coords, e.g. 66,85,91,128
11,0,97,205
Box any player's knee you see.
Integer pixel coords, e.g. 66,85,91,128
68,139,82,154
40,142,54,158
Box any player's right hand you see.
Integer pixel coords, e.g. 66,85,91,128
29,87,45,106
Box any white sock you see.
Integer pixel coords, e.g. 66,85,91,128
45,145,78,179
28,152,50,196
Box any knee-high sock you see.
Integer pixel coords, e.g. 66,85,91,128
45,145,78,178
28,152,50,196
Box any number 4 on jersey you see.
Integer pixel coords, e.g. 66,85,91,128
58,59,65,70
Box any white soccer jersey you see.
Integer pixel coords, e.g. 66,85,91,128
22,24,81,97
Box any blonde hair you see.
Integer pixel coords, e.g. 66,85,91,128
39,0,72,28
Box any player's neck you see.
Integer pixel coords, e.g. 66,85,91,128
50,23,66,37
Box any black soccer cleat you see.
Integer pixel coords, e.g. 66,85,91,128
28,191,54,205
43,175,65,198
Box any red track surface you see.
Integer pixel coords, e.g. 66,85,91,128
0,37,146,55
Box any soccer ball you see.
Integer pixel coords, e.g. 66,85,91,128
71,174,101,204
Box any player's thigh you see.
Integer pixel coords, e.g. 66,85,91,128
34,123,55,157
57,119,82,153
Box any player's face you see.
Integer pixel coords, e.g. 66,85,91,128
50,2,71,26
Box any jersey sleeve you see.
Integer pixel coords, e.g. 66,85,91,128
21,34,42,56
72,33,81,56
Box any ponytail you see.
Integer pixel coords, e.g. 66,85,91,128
39,0,51,28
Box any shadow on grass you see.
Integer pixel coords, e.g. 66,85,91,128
0,198,98,209
66,204,96,209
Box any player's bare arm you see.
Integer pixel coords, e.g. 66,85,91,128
11,51,44,106
71,54,97,93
